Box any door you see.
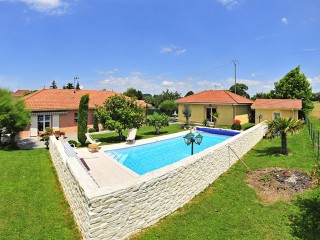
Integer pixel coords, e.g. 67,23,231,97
206,107,217,122
30,116,38,137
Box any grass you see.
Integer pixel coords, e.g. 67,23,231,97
132,126,319,240
0,148,81,240
92,124,184,145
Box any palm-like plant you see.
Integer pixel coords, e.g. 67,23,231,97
266,117,303,155
211,112,220,128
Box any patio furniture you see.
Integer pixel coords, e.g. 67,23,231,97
85,133,101,145
88,143,99,152
126,128,137,144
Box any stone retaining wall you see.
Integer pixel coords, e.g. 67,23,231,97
49,122,267,239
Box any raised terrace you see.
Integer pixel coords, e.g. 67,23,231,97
49,123,267,239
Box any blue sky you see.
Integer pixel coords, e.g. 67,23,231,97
0,0,319,97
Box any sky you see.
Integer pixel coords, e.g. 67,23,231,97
0,0,319,97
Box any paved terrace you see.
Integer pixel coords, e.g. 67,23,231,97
74,131,189,188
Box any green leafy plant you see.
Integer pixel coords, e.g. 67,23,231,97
146,112,170,134
231,119,242,130
95,95,144,140
182,106,192,126
158,100,178,115
88,128,96,133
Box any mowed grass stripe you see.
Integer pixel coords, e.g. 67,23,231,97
0,148,80,240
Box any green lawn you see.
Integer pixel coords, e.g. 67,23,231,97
92,124,184,145
133,126,320,240
0,148,80,240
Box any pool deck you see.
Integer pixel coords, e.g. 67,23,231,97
75,131,189,187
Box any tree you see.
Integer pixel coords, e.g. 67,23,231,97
123,88,143,100
229,83,250,98
153,89,181,106
0,89,30,145
312,92,320,102
211,112,220,128
251,92,272,100
273,66,313,114
182,106,192,125
63,83,74,89
158,100,178,115
266,117,303,155
77,94,89,146
76,82,80,90
95,95,144,140
50,81,58,89
185,91,194,97
146,113,169,134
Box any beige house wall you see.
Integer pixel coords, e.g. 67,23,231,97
177,104,251,126
254,108,299,124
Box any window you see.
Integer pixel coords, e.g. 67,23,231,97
206,107,217,122
273,112,281,119
37,114,51,131
74,113,78,123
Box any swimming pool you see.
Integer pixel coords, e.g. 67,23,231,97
106,132,231,175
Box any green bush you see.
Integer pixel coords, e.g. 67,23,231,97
88,128,96,133
146,112,170,134
68,140,78,147
231,122,242,130
158,100,178,115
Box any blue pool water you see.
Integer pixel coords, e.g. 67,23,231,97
106,132,231,175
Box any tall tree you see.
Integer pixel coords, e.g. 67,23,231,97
123,88,143,100
0,89,30,145
229,83,250,98
266,117,303,155
273,66,313,113
76,82,80,90
95,95,144,140
50,81,58,89
77,94,89,146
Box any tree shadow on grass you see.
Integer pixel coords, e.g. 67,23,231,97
289,193,320,240
251,147,281,157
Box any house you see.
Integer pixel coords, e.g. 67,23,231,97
175,90,254,125
20,89,121,138
251,99,302,124
13,90,30,98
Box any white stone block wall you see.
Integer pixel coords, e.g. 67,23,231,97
49,122,267,239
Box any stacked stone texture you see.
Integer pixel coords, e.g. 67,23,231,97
49,122,267,239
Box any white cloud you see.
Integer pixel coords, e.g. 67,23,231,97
162,80,174,86
308,76,320,85
96,68,119,75
2,0,70,15
160,45,187,56
216,0,239,10
281,17,288,25
131,71,142,75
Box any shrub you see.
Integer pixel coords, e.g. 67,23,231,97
158,100,178,115
203,119,208,127
231,119,241,130
182,106,192,125
68,140,78,147
88,128,96,133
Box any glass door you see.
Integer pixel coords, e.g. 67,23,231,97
37,115,51,132
206,107,216,122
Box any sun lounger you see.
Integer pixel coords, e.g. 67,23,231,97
126,128,137,144
85,133,101,145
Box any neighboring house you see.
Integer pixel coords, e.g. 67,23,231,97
251,99,302,124
175,90,254,126
20,89,120,138
13,90,30,98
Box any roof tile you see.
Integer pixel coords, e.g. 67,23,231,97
251,99,302,109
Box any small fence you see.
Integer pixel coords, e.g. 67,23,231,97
305,117,320,161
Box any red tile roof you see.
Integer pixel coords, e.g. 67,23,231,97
175,90,254,104
23,89,119,110
251,99,302,110
13,90,30,97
